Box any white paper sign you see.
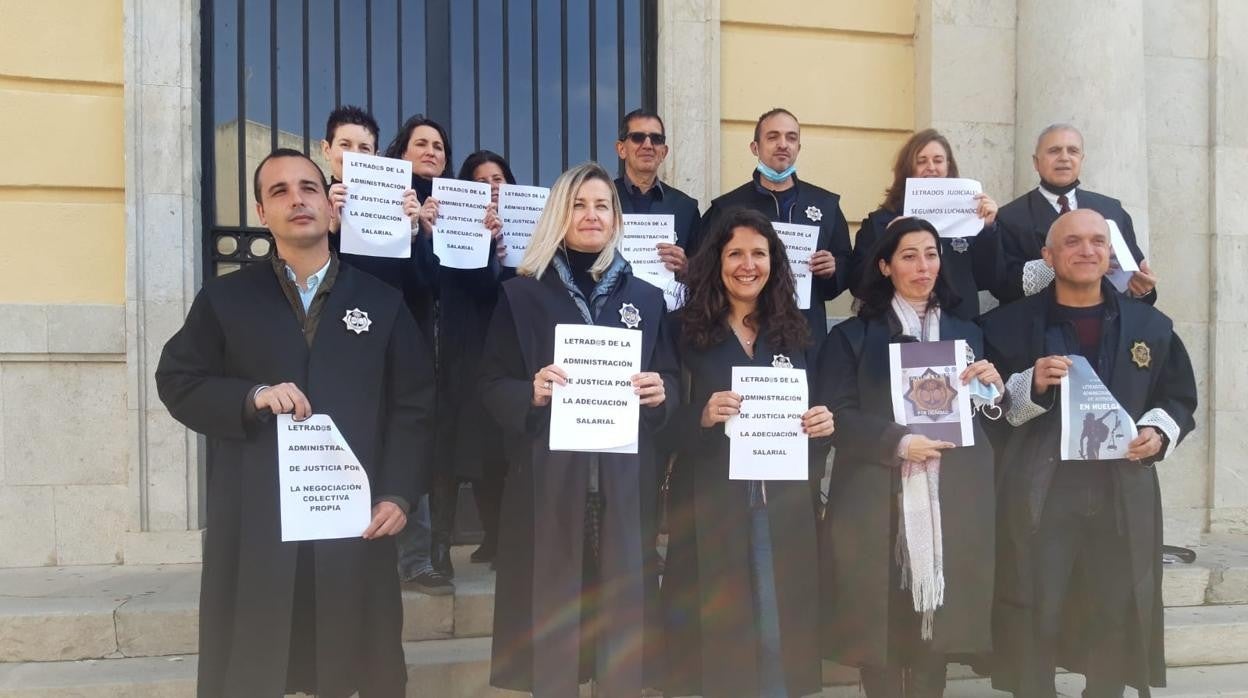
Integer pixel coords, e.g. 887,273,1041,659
432,178,493,269
772,222,818,310
549,324,642,453
621,213,685,310
728,366,809,480
1060,355,1137,460
499,183,549,267
1105,219,1140,293
903,177,984,239
277,414,372,542
339,152,413,258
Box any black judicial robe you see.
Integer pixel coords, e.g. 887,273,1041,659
995,187,1153,305
331,174,440,343
817,311,996,668
699,172,854,356
849,206,1005,320
479,262,678,696
980,283,1197,695
614,176,702,250
155,261,434,698
659,316,825,698
434,244,508,481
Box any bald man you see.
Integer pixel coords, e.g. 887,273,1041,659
979,209,1196,697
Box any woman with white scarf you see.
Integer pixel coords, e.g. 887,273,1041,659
817,216,1005,697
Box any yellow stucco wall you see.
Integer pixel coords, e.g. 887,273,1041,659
0,0,125,304
719,0,915,317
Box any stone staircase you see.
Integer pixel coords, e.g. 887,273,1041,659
1,539,1246,697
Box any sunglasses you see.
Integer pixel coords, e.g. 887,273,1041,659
624,131,666,146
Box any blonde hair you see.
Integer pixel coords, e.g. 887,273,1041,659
517,162,623,280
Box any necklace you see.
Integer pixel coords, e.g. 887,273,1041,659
729,321,756,356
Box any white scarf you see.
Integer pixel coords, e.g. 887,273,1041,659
890,294,945,640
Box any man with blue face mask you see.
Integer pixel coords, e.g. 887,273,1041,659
697,107,853,360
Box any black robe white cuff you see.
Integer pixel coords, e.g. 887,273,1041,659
1138,408,1181,460
1022,259,1055,296
1005,368,1048,426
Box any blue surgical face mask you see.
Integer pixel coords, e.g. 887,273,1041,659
756,160,796,183
968,378,1002,420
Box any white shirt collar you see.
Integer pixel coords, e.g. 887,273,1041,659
1037,184,1078,213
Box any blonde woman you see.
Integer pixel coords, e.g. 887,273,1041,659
479,162,678,697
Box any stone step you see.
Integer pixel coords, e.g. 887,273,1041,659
821,662,1248,697
0,547,495,663
0,538,1245,665
3,652,1246,698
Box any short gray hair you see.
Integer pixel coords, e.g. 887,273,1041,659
1035,123,1084,153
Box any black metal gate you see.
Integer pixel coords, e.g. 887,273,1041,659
202,0,657,277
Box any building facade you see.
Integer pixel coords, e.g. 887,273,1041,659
0,0,1243,568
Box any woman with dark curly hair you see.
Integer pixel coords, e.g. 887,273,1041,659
818,216,1004,697
661,207,834,698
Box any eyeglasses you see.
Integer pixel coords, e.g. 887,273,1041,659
624,131,666,146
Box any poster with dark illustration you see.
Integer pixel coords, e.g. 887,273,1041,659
888,338,974,447
1060,354,1137,460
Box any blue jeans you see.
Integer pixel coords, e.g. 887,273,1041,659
396,494,432,578
750,506,788,698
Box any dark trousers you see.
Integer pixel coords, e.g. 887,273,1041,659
429,471,459,545
860,540,947,697
473,466,506,548
1017,464,1131,698
859,579,948,698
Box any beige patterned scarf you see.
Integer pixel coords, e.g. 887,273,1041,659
891,294,945,640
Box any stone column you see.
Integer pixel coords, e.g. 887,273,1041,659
1210,0,1248,534
1014,0,1151,246
915,0,1017,207
122,0,206,563
656,0,720,210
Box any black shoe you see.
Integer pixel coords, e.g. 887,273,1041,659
470,541,496,564
402,569,453,596
431,541,455,580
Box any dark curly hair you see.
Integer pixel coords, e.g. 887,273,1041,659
678,207,810,353
853,216,960,320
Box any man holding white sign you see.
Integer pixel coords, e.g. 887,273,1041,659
613,108,701,277
701,108,853,357
981,209,1196,697
156,149,434,697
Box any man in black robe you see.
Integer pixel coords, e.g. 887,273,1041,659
613,107,701,278
980,209,1197,697
156,148,434,697
994,124,1158,305
698,107,853,358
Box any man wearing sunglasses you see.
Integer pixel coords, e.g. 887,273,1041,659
614,108,701,278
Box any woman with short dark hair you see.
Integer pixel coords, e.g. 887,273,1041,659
819,216,1005,697
661,207,833,698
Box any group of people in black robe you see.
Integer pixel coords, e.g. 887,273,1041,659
157,102,1197,698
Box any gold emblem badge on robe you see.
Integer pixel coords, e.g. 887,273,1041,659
1130,340,1151,369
